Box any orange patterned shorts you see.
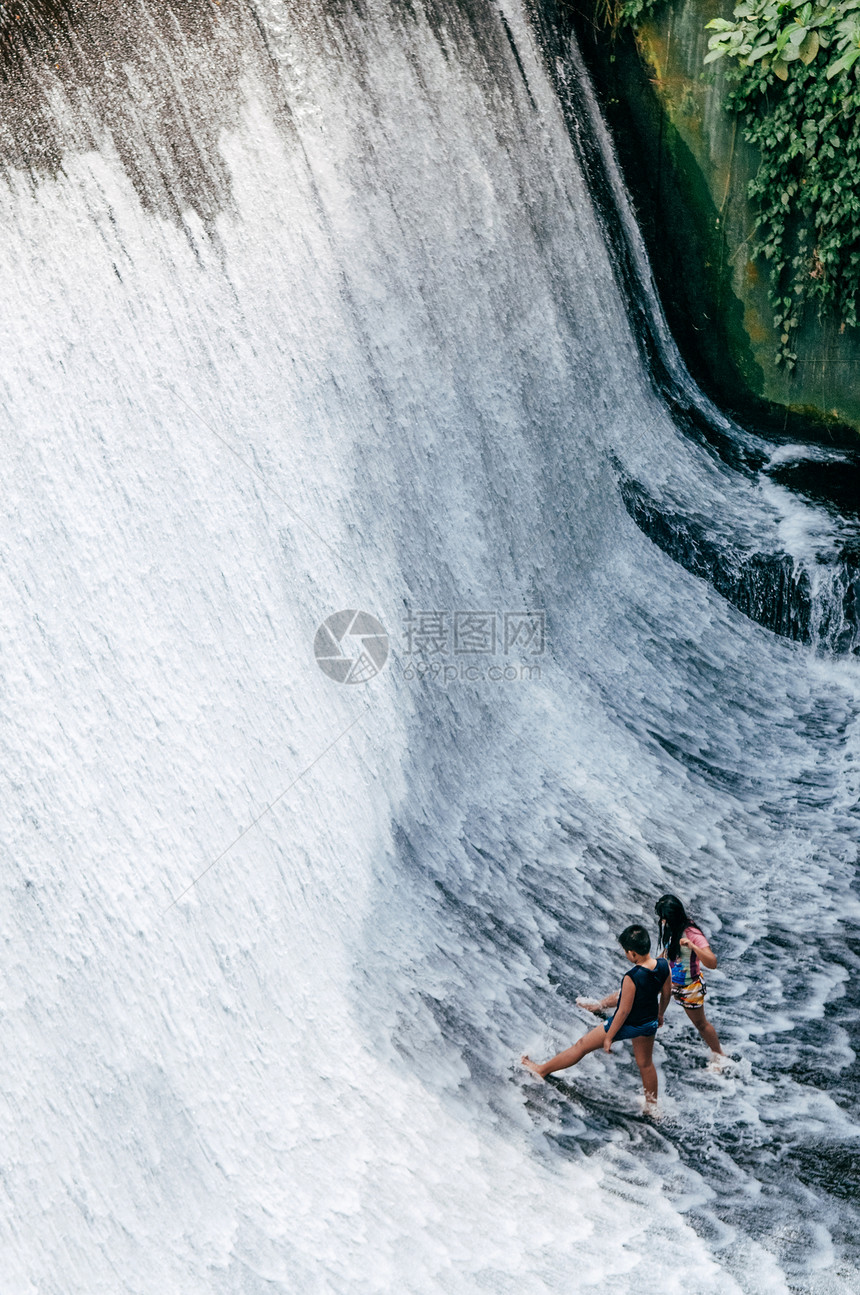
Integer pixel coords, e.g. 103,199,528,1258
672,977,706,1009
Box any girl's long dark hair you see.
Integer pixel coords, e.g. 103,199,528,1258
655,894,695,962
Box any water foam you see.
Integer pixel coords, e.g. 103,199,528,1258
0,1,858,1291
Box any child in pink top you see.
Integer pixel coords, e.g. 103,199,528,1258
655,894,724,1056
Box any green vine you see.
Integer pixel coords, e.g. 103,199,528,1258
590,0,662,40
605,0,860,367
705,0,860,366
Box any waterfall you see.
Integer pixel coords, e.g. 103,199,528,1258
1,2,859,1291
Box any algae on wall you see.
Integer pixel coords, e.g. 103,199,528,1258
576,0,860,434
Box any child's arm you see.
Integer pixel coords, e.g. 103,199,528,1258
603,976,635,1051
681,931,718,970
576,991,620,1012
658,976,672,1027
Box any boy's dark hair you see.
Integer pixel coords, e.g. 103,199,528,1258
618,924,651,956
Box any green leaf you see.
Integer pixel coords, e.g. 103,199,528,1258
750,39,780,58
800,27,821,56
827,47,857,73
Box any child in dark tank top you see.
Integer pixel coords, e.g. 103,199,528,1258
522,924,671,1104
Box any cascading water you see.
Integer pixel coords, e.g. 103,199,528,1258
1,2,859,1292
546,26,860,655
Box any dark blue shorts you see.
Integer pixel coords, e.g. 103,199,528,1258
604,1018,658,1041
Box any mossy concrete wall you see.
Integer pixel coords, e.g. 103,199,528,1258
573,0,860,436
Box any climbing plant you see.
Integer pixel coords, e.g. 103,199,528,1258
604,0,860,367
705,0,860,366
603,0,663,33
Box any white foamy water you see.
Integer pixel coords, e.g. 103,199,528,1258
1,2,859,1292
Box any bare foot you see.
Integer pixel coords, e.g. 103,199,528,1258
521,1055,546,1080
575,994,608,1015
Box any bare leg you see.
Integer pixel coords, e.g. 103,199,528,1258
522,1026,606,1079
684,1006,723,1055
631,1034,658,1103
576,992,619,1014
